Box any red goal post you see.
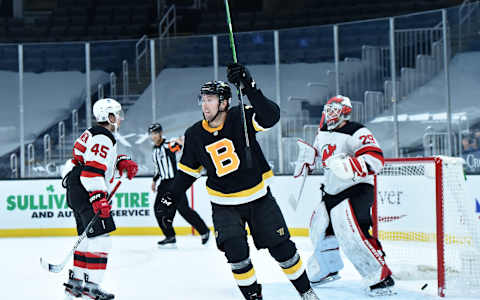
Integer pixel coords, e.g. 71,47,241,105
373,157,480,297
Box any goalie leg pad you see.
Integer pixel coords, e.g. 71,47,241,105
331,199,391,285
309,200,329,247
308,201,344,283
307,235,344,283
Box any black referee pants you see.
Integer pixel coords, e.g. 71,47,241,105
154,179,209,237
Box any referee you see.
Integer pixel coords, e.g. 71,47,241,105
149,123,210,247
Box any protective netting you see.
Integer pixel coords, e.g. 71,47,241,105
375,157,480,297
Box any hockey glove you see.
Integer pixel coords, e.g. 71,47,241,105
116,155,138,180
227,63,256,92
325,154,368,180
293,139,317,178
348,156,368,178
90,191,111,218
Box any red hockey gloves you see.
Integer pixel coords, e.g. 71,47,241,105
89,191,111,218
116,155,138,180
227,63,256,92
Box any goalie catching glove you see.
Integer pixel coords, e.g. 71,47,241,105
293,139,317,178
116,155,138,180
324,153,368,180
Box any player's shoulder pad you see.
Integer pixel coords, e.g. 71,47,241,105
185,121,203,137
88,126,116,146
333,121,364,136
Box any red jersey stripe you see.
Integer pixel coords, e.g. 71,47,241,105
355,146,382,157
80,170,104,178
74,142,87,153
362,151,385,165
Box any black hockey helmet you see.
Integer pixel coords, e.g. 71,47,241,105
148,123,162,134
199,81,232,104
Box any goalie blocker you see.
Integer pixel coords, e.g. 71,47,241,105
297,95,393,294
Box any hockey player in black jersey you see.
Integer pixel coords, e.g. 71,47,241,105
159,64,319,300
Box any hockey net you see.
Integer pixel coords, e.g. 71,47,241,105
373,157,480,297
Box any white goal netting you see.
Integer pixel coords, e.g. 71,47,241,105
375,157,480,297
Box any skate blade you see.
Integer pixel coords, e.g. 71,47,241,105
157,243,177,249
64,288,82,299
310,274,341,287
367,287,396,297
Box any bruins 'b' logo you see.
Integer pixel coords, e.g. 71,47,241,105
320,144,336,167
205,138,240,177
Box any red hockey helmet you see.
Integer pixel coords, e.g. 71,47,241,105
320,95,352,130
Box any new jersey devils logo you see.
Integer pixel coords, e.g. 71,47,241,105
320,144,336,167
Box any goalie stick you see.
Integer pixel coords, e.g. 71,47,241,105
288,170,307,211
40,180,122,273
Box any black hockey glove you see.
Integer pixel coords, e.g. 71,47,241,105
227,63,256,92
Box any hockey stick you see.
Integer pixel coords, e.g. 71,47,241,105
224,0,253,168
40,180,122,273
288,170,307,211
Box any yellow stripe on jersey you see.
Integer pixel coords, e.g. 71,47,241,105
252,113,268,132
206,170,274,198
178,162,203,178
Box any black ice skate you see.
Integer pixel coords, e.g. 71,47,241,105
64,269,83,298
301,288,320,300
201,231,210,245
157,236,177,248
368,275,395,296
248,284,262,299
310,271,341,287
82,280,114,300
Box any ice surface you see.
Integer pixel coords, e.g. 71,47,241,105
1,236,476,300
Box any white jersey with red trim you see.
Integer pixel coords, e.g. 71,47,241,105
71,126,118,193
313,121,384,195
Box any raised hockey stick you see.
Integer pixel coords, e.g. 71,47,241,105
40,180,122,273
224,0,253,168
288,170,308,211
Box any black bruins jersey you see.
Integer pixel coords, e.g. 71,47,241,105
176,88,279,205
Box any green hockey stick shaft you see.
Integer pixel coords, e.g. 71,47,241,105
224,0,253,168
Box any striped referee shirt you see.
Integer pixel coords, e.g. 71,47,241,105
152,140,182,182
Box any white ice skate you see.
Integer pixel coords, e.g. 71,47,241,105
310,271,341,287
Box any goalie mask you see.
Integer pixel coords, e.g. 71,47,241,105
321,95,352,130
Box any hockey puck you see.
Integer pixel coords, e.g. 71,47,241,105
421,283,428,290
